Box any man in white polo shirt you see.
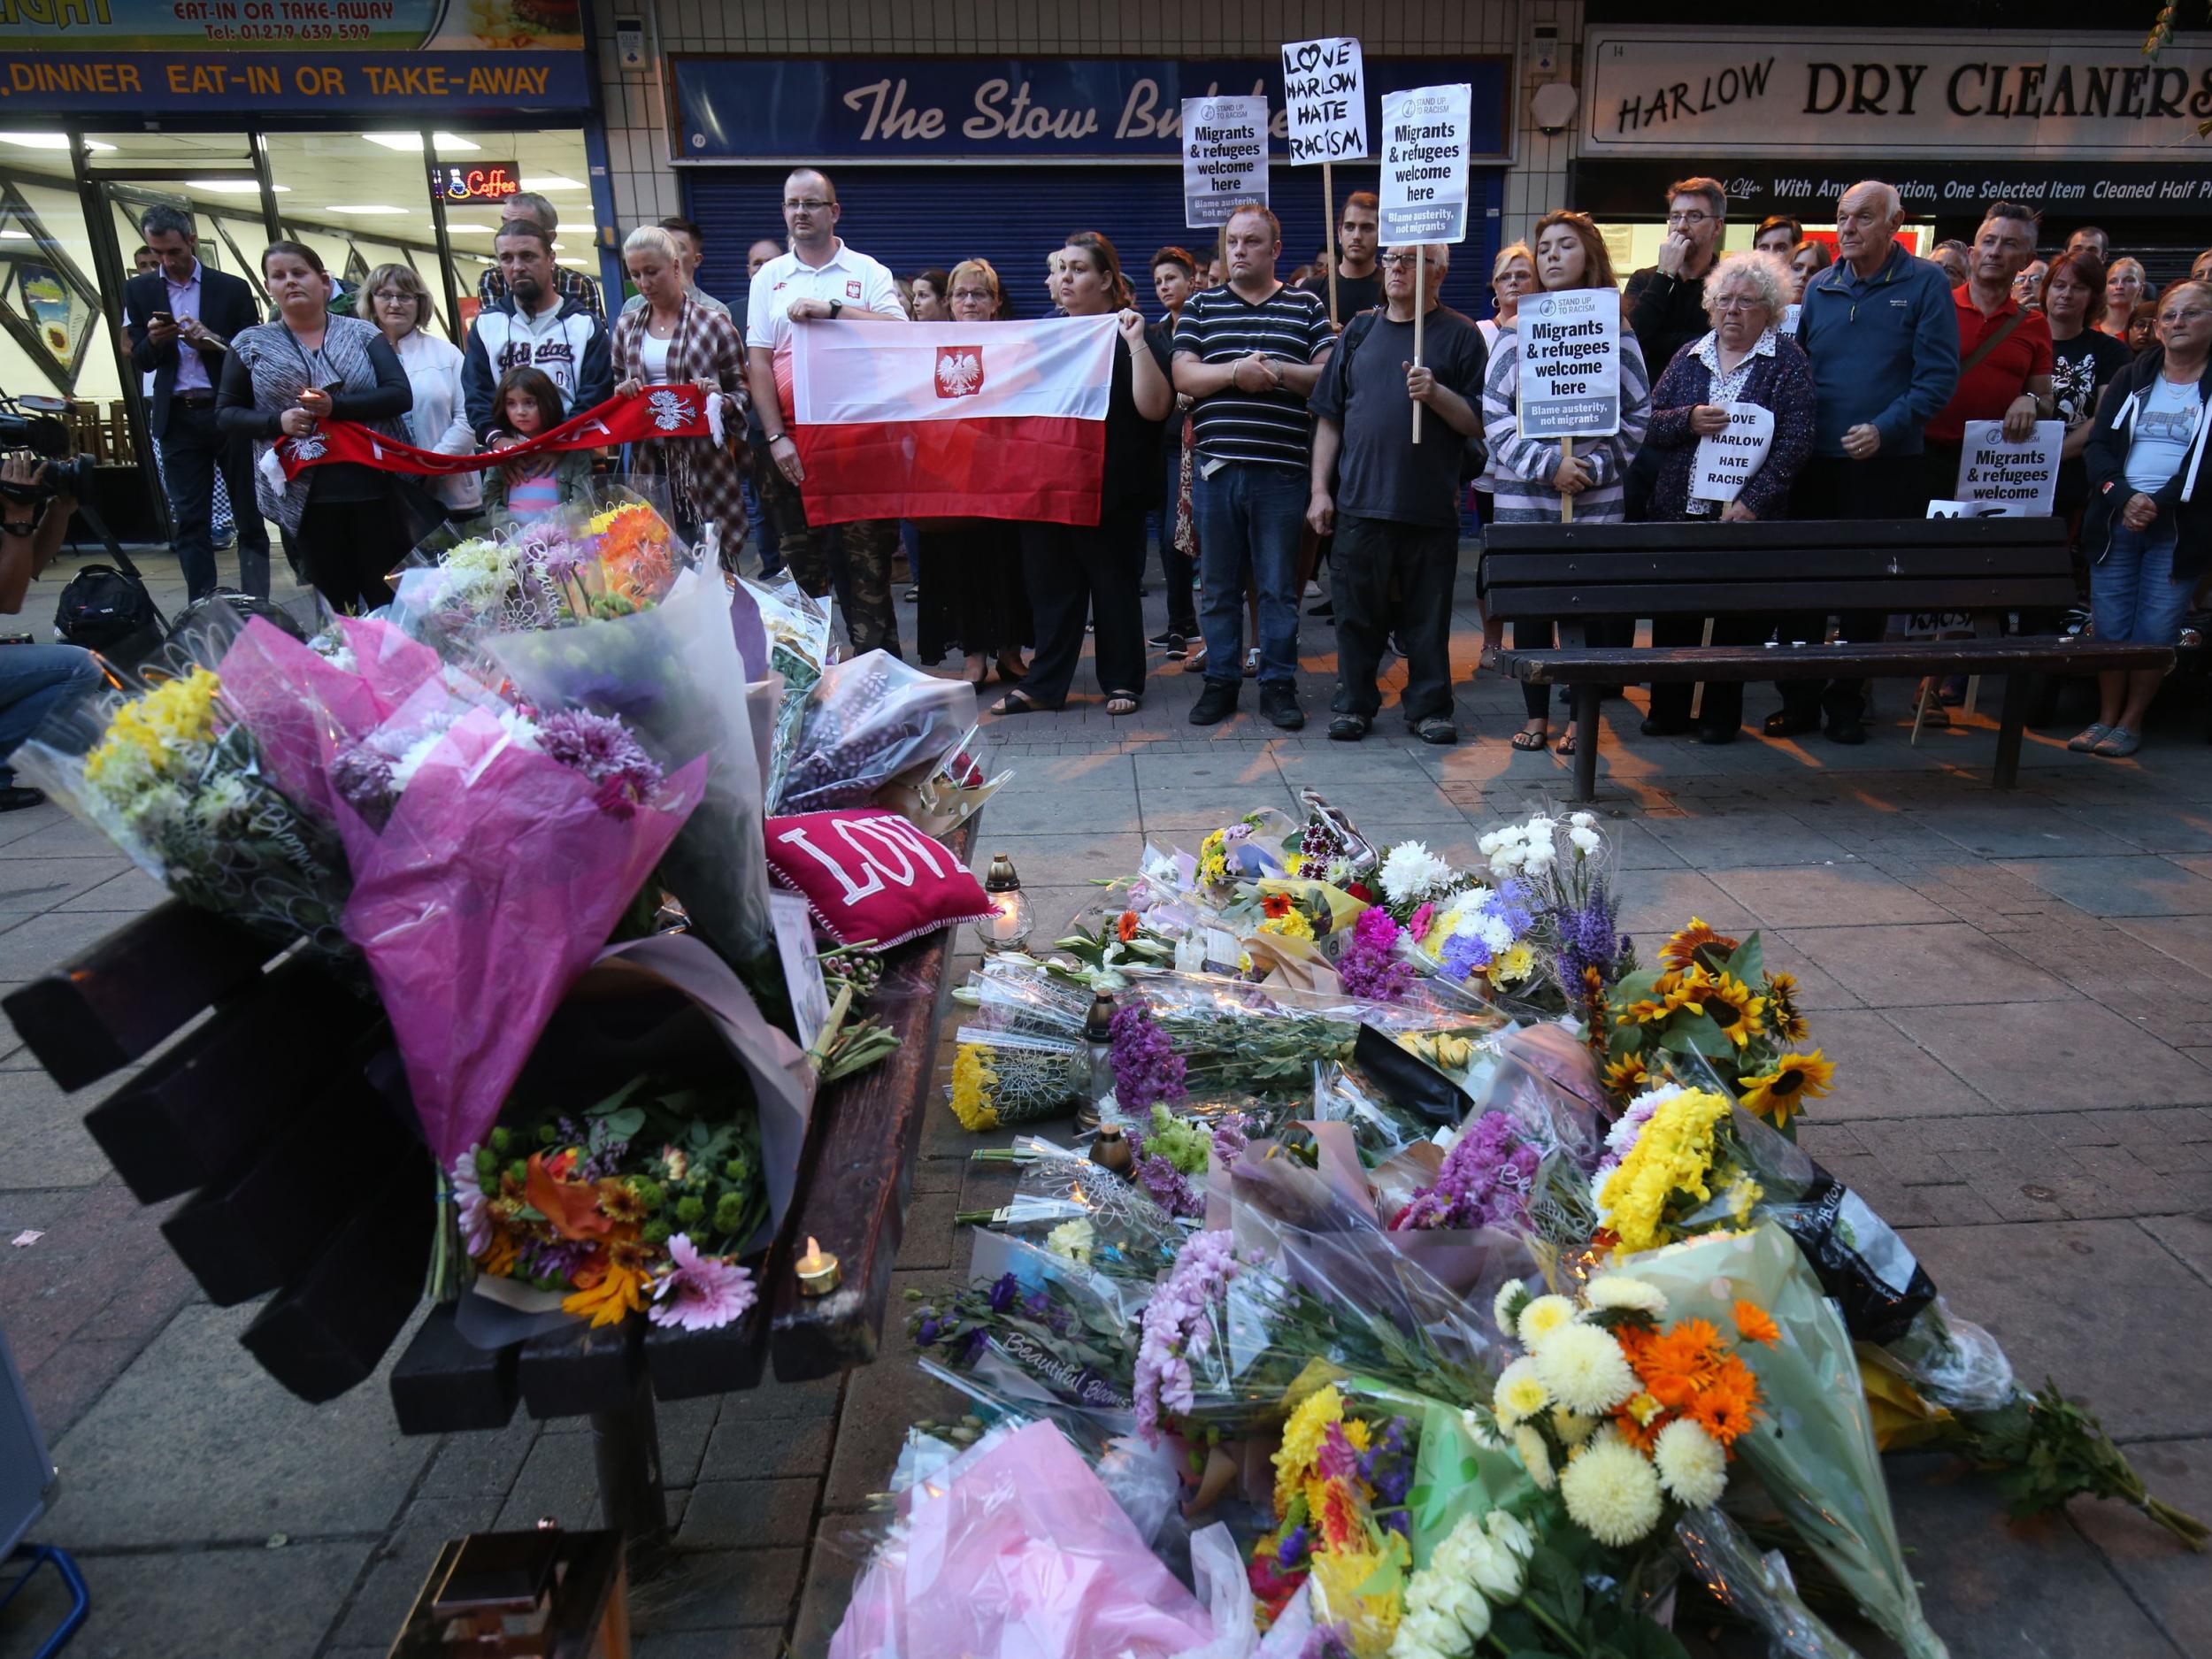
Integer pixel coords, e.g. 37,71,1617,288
746,166,907,657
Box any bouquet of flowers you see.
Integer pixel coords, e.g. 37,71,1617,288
1477,809,1633,1021
743,572,834,810
956,1138,1194,1300
1600,919,1831,1129
945,1026,1092,1132
17,655,349,955
777,649,979,816
1389,1111,1542,1233
1358,838,1546,1005
459,1071,763,1331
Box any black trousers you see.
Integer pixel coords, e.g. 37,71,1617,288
1647,613,1754,732
917,523,1030,663
1774,453,1923,723
1333,513,1457,725
1018,504,1146,707
163,401,269,601
298,491,408,615
1509,617,1560,720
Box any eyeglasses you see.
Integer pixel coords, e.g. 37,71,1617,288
1378,253,1438,270
1666,210,1714,227
2158,307,2212,326
1711,296,1765,311
371,288,414,303
782,197,833,211
951,288,994,303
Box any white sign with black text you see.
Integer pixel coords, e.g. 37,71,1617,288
1280,37,1367,163
1515,290,1622,441
1378,82,1471,245
1181,94,1270,227
1953,419,2062,517
1692,403,1778,503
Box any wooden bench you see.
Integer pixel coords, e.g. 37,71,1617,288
1477,518,2174,803
0,818,972,1564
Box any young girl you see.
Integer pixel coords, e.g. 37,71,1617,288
480,365,591,522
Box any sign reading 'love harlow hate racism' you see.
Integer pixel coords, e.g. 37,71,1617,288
1181,94,1271,227
1693,403,1778,503
1280,37,1368,163
1517,291,1623,442
1378,83,1471,245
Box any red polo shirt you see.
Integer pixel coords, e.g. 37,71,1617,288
1927,285,2054,444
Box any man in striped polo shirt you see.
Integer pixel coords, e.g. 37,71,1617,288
1172,204,1336,729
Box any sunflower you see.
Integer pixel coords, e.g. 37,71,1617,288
1660,918,1739,972
1616,972,1688,1026
1676,969,1766,1048
1765,972,1812,1043
1737,1049,1836,1128
1603,1052,1650,1095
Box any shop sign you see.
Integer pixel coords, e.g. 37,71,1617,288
1583,28,2212,157
671,55,1510,164
1571,157,2212,220
0,0,587,115
433,160,522,203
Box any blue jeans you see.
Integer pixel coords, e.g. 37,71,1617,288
0,642,103,787
1194,459,1305,686
2092,520,2189,646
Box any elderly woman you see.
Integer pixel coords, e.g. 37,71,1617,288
219,240,411,613
1639,250,1816,743
914,258,1030,687
2075,279,2212,757
1482,210,1651,756
610,224,748,558
1479,240,1534,353
357,262,478,519
2101,257,2148,340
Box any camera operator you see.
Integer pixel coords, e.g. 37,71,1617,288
0,457,102,811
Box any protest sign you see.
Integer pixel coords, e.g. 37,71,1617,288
1953,419,2062,516
1281,37,1366,162
1692,403,1777,503
1517,291,1623,442
1781,303,1801,334
1378,82,1471,245
1181,94,1269,228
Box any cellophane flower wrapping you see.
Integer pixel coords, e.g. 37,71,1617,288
15,645,351,955
825,1420,1217,1659
488,564,776,986
1621,1224,1949,1659
1671,1506,1863,1659
946,1026,1092,1132
743,572,833,808
776,649,979,816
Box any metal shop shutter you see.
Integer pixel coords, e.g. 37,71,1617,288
687,165,1501,322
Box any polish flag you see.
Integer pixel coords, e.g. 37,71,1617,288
782,315,1118,526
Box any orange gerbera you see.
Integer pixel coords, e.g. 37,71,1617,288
1733,1300,1782,1348
1661,918,1740,972
1117,910,1140,942
563,1253,649,1328
1688,1358,1763,1448
1261,892,1294,919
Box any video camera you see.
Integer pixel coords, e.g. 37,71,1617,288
0,392,97,506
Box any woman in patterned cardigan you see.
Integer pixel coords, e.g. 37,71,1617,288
1640,250,1816,743
611,226,749,564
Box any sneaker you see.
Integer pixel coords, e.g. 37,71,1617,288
1189,679,1240,726
1242,647,1261,678
1148,632,1187,657
1327,712,1370,741
1411,717,1458,745
0,785,45,811
1259,681,1305,731
1302,580,1322,599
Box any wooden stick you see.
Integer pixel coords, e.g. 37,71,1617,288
1411,252,1425,442
1559,436,1574,522
1323,161,1339,328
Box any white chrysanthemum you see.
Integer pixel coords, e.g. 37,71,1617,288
1492,1279,1527,1333
1559,1434,1665,1547
1380,841,1455,904
1653,1418,1729,1508
1516,1294,1578,1348
1532,1322,1639,1414
1461,1407,1508,1451
1569,826,1601,856
1493,1356,1550,1426
1045,1217,1095,1264
1552,1408,1598,1447
1585,1274,1668,1317
1569,811,1596,830
1476,911,1517,954
1512,1423,1555,1492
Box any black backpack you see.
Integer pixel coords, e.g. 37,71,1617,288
1336,306,1487,483
54,549,165,664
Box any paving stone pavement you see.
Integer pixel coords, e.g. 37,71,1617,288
2,544,2209,1658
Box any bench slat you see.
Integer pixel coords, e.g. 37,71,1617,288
1479,546,2073,589
390,1302,520,1435
518,1320,641,1419
1484,638,2174,684
1479,518,2068,555
2,900,280,1093
1490,577,2078,620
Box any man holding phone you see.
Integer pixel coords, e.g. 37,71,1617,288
125,204,269,601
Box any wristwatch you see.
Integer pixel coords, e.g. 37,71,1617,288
827,298,844,319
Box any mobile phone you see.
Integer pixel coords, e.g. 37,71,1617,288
149,311,173,326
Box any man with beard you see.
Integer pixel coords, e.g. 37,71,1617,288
461,218,612,440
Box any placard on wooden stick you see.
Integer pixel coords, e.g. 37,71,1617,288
1516,289,1623,518
1181,94,1270,229
1280,36,1368,326
1378,81,1471,440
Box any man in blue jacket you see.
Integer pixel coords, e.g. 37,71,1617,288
461,220,612,442
1771,179,1959,744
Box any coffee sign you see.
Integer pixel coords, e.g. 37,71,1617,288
1584,27,2212,157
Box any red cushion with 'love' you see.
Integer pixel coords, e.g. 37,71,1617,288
764,810,995,948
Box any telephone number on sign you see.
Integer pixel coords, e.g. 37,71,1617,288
206,22,374,40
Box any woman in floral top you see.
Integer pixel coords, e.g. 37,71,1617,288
1640,250,1816,743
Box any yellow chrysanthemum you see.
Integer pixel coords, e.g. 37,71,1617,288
1308,1547,1401,1659
947,1045,1001,1131
1258,906,1315,941
1493,1356,1550,1425
83,668,220,792
1491,941,1536,985
1272,1384,1344,1514
1596,1088,1734,1255
1737,1049,1837,1129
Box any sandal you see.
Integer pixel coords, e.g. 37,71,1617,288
989,688,1057,716
1105,691,1141,717
2092,726,2141,757
1555,727,1578,756
1509,726,1548,752
2066,722,2112,752
995,655,1028,683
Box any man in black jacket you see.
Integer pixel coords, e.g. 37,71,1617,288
125,205,270,600
1622,178,1727,521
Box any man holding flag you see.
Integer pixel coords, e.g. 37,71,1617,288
746,166,908,657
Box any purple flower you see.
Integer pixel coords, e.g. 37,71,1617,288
1392,1110,1541,1232
1133,1229,1240,1443
1110,1005,1187,1114
1133,1149,1203,1220
648,1235,757,1331
1297,1625,1356,1659
987,1272,1018,1314
1276,1522,1309,1566
1314,1422,1361,1482
520,1236,592,1283
1337,906,1414,1002
1554,887,1624,992
1210,1113,1249,1171
331,741,396,823
1439,932,1492,981
915,1314,942,1346
534,709,664,818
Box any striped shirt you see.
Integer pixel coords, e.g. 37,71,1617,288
1171,281,1334,470
1479,326,1651,524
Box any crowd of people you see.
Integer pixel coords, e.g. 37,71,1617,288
12,166,2199,819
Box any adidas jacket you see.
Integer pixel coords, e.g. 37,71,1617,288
461,289,613,442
